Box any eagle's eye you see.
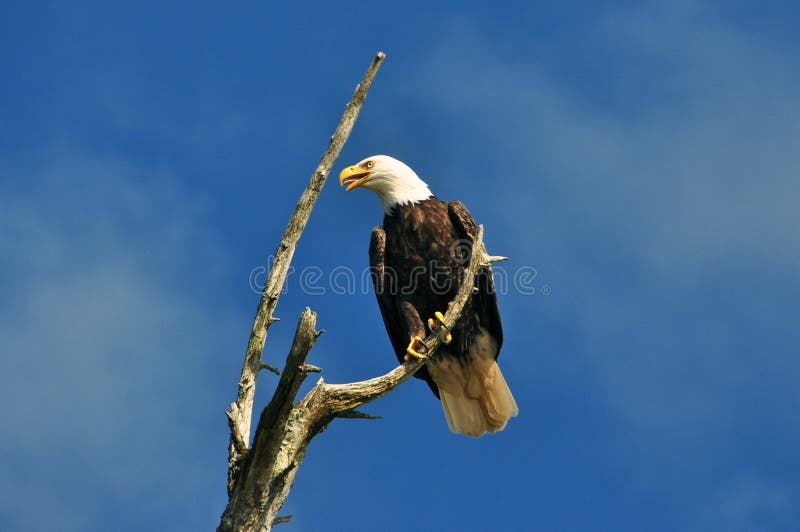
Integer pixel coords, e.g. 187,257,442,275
364,160,374,170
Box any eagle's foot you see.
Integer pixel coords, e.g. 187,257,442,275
426,311,452,344
404,336,429,361
426,311,446,331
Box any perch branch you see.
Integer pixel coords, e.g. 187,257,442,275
336,410,384,420
224,51,386,494
308,225,495,416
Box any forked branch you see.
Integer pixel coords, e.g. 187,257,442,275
224,51,386,495
220,227,500,531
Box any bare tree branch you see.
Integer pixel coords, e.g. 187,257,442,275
224,51,386,495
220,308,320,532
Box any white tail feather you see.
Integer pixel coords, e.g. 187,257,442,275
431,330,518,437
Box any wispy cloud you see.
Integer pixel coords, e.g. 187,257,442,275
420,6,800,275
0,151,241,530
416,0,800,415
408,3,800,527
691,476,795,532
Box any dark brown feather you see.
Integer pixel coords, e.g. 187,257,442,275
369,198,504,398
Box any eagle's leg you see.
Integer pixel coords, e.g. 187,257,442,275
426,311,453,344
399,301,430,361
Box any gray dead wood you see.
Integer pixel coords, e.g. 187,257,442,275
218,50,503,532
224,51,386,496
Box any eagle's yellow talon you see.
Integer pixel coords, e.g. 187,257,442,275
405,336,427,360
443,332,452,344
427,311,448,332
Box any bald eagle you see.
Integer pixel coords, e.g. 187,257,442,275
339,155,518,437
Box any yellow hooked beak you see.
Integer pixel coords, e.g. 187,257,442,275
339,165,372,192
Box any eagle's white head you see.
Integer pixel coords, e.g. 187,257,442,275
339,154,433,214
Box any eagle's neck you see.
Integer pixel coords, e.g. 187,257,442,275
383,197,444,228
379,182,433,215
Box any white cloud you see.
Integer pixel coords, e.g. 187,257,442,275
691,477,796,532
419,7,800,275
0,151,240,530
412,2,800,449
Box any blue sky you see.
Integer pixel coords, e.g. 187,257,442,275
1,1,799,530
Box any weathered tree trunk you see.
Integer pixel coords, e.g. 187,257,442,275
223,52,387,497
217,52,504,531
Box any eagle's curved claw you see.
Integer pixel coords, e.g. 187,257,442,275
427,311,451,344
427,311,448,332
404,336,428,361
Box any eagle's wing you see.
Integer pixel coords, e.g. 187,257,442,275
369,226,406,364
370,225,440,396
447,200,504,353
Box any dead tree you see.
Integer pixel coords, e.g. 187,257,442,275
217,52,505,532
